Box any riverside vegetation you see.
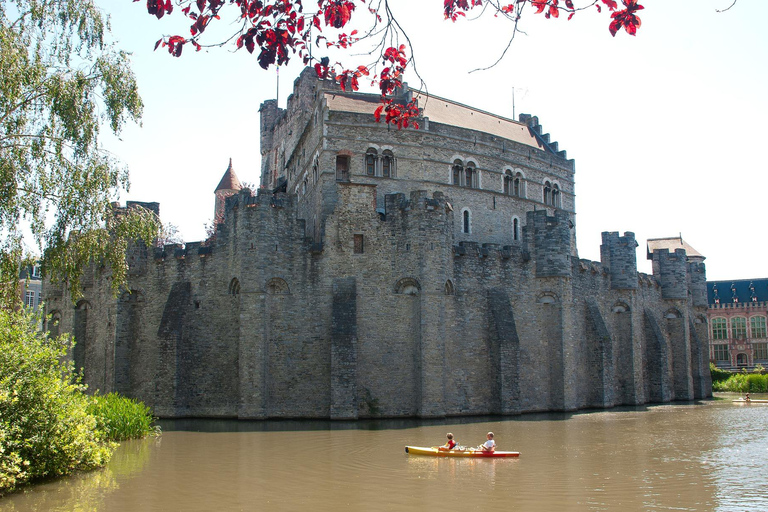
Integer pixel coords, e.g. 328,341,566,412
0,308,158,496
711,363,768,393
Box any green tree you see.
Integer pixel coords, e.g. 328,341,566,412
0,308,113,495
0,0,158,307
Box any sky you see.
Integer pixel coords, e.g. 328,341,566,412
96,0,767,282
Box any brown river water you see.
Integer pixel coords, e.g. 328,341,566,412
2,395,766,512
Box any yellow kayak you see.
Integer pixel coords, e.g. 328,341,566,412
405,446,520,458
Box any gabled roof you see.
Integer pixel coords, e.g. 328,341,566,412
323,91,544,151
215,158,242,193
646,236,703,260
707,278,768,305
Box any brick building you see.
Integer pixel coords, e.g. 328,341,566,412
707,278,768,369
44,68,712,419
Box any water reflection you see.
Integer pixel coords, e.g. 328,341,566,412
2,396,767,512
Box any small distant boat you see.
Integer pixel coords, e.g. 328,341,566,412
732,399,768,403
405,446,520,458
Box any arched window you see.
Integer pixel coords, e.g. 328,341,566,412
737,353,748,367
312,158,318,183
711,317,727,340
503,170,513,195
543,181,552,205
229,278,240,296
551,183,561,208
514,171,525,197
445,280,455,295
382,150,394,177
365,148,377,176
465,162,476,189
462,209,471,234
732,317,747,339
751,316,767,339
452,159,463,186
512,217,520,241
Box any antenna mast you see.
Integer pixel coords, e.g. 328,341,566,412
512,87,516,120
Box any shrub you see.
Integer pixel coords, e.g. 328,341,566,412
710,363,732,384
0,309,114,495
712,371,768,393
745,373,768,393
88,393,158,441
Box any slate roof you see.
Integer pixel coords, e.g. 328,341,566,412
707,278,768,306
215,158,242,192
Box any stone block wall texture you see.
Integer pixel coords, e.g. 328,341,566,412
44,70,711,419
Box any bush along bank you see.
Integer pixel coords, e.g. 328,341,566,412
88,393,158,442
0,308,158,496
711,363,768,393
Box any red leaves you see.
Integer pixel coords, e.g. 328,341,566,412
609,0,644,36
379,45,407,97
520,0,643,36
444,0,483,21
375,99,420,130
320,0,355,29
336,65,368,92
145,0,173,19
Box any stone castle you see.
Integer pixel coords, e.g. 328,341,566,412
45,68,712,419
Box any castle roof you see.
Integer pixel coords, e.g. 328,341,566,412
707,278,768,306
646,237,703,260
215,158,242,193
323,91,544,151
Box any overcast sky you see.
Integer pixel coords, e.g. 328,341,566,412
96,0,767,282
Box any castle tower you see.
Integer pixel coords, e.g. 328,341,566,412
214,158,242,222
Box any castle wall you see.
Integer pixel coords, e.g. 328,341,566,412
43,71,712,420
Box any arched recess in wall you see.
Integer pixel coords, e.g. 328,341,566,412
612,302,630,313
229,278,241,296
266,277,290,295
537,292,558,304
694,315,707,325
665,308,682,319
73,300,91,379
46,310,62,340
395,277,421,296
115,290,144,395
445,279,455,296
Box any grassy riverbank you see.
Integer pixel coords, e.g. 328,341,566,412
711,363,768,393
0,309,157,496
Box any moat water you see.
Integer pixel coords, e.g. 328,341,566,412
2,394,766,512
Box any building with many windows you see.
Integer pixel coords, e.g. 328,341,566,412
18,262,42,311
707,278,768,369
